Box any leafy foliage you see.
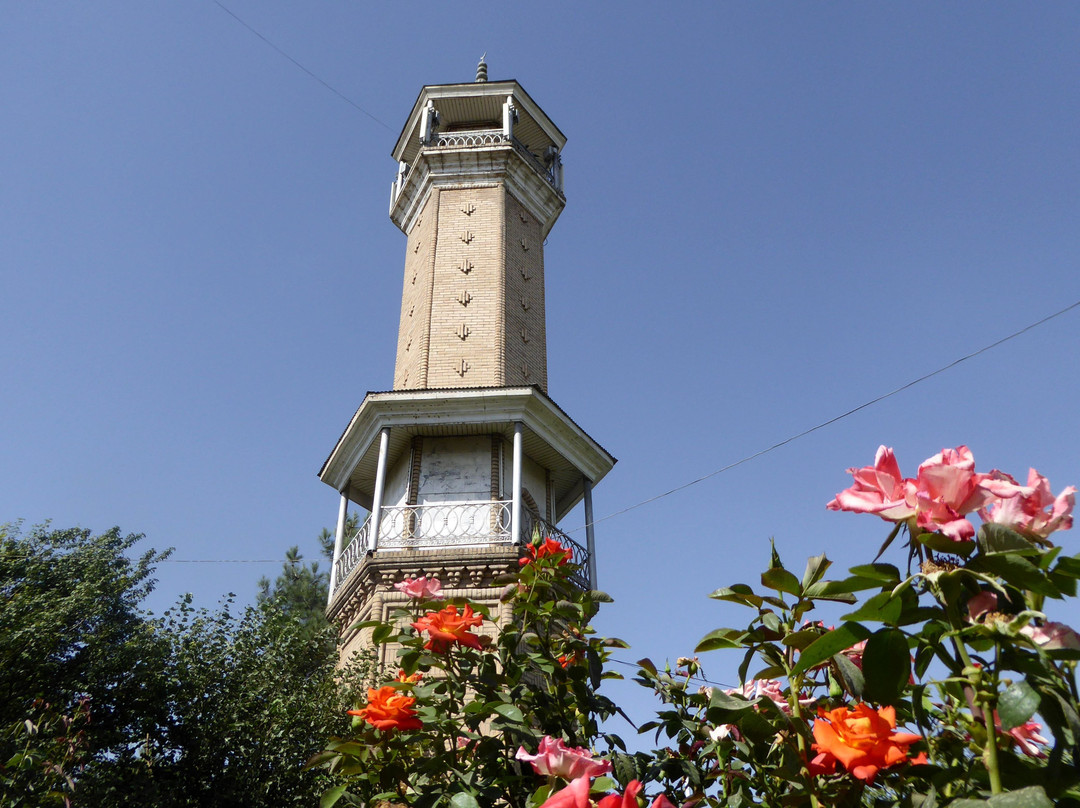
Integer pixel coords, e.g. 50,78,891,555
319,447,1080,808
0,522,373,807
315,537,627,808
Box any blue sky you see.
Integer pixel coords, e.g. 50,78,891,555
3,3,1079,727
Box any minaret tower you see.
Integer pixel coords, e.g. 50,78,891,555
321,61,615,664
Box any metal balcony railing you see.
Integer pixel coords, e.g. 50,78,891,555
329,500,591,600
433,129,509,148
521,510,591,590
427,129,563,195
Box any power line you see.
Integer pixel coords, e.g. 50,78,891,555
9,300,1072,568
212,1,392,130
569,297,1080,535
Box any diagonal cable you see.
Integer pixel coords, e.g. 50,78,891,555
572,298,1080,534
213,1,392,130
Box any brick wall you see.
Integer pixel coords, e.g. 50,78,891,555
392,182,549,391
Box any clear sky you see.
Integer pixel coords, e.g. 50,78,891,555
3,3,1079,728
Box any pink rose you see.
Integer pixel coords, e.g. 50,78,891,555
516,736,612,780
596,780,643,808
912,446,1009,541
1020,621,1080,651
538,775,593,808
393,575,443,600
979,468,1075,541
726,678,813,715
843,640,867,669
909,446,1028,541
965,591,998,622
1005,721,1050,758
827,446,916,522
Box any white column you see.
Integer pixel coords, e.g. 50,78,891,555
511,422,523,544
583,477,597,589
368,427,391,552
503,95,515,139
328,490,349,602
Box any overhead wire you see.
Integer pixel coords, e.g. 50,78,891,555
9,296,1069,566
566,297,1080,536
106,7,1080,563
212,1,392,130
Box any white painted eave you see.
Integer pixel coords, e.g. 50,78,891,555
392,80,567,166
318,387,614,515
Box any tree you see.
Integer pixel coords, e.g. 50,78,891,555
256,513,360,639
0,523,170,784
0,522,371,807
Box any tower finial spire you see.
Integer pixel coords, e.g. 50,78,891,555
475,53,488,83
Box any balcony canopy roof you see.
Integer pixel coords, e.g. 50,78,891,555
392,80,567,168
319,386,614,519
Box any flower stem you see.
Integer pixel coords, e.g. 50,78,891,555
982,701,1003,795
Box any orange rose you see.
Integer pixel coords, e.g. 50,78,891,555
348,686,423,731
811,704,923,783
411,604,485,653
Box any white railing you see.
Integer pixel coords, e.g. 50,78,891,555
433,129,509,148
330,500,592,600
333,516,371,589
379,500,514,548
423,129,563,195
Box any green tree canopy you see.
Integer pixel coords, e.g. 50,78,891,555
0,522,369,808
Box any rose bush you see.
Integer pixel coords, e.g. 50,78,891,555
318,446,1080,808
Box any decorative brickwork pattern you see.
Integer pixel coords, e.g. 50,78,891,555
503,190,547,390
330,546,521,666
391,184,548,392
394,193,439,389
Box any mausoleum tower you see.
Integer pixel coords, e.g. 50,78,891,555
320,63,615,664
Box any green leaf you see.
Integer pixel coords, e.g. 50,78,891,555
695,628,745,653
977,523,1039,556
752,665,786,680
806,576,884,597
802,553,831,590
371,622,394,644
832,652,864,700
707,584,762,608
842,591,903,624
986,786,1053,808
320,784,348,808
802,579,862,602
848,563,901,584
792,622,870,675
463,699,488,716
761,611,782,632
997,679,1040,731
769,538,783,570
1051,554,1080,578
449,793,480,808
637,658,658,677
918,531,976,556
491,703,524,723
969,553,1061,598
708,689,756,712
861,628,910,705
761,567,801,597
782,629,824,650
